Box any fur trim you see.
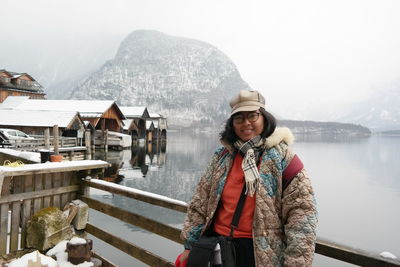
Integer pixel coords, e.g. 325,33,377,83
221,127,294,151
264,127,294,148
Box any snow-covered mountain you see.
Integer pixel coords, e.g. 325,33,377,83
69,30,250,127
337,85,400,132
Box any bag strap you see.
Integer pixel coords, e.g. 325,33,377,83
228,149,262,238
228,153,304,237
229,183,247,238
282,154,304,191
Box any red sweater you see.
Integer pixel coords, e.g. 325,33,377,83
213,153,255,238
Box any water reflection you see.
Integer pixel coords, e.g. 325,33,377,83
294,133,371,143
94,141,167,182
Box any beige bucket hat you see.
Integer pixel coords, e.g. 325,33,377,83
229,90,266,116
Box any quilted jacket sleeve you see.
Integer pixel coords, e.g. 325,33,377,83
180,148,224,248
280,144,318,267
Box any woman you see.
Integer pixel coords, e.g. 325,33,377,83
179,90,318,267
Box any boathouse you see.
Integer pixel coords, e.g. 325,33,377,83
149,112,167,140
120,106,150,140
0,97,125,132
0,70,46,103
0,109,85,136
145,120,155,142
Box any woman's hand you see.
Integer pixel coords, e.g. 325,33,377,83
180,249,190,263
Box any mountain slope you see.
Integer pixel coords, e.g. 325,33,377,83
70,30,250,127
338,85,400,131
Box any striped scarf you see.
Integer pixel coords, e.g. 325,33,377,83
234,135,264,196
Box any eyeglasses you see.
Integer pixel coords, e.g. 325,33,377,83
232,112,260,124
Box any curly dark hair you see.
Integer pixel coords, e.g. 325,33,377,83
219,108,277,146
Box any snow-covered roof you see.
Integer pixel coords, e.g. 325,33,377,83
12,74,22,79
0,96,117,115
0,96,30,109
149,113,161,118
123,119,133,130
0,109,81,128
152,120,159,128
146,120,154,130
120,106,147,118
80,112,102,118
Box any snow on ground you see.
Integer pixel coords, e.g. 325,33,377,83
8,251,57,267
8,238,95,267
0,148,40,163
88,178,188,207
0,160,109,174
46,238,93,267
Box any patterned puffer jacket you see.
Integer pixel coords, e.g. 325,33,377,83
181,127,318,267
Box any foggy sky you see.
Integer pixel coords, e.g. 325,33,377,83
2,0,400,120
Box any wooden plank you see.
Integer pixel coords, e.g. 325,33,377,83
33,174,43,214
21,199,31,249
92,251,118,267
10,201,20,252
11,174,25,240
86,224,174,267
82,180,187,213
1,176,12,196
0,161,110,177
53,173,62,209
12,176,25,194
20,174,33,249
61,172,71,208
43,173,53,208
23,175,34,193
70,174,79,201
0,204,9,254
316,238,400,267
0,185,79,205
81,196,182,244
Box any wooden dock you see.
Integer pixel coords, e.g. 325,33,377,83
0,163,399,266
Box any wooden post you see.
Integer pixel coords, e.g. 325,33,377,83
85,131,92,160
104,129,108,152
91,130,96,155
53,125,59,155
44,128,50,149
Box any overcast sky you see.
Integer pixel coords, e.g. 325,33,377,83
3,0,400,119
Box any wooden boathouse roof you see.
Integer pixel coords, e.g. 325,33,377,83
123,119,135,131
149,112,162,119
0,109,83,129
146,120,155,131
1,97,125,119
120,106,150,119
0,96,126,132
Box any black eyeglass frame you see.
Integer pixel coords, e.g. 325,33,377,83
232,111,261,124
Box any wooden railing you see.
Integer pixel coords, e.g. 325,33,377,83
0,161,110,260
11,135,79,149
0,163,399,267
82,179,400,267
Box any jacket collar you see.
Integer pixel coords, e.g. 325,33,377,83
221,127,294,152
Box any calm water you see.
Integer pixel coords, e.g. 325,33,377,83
88,131,400,266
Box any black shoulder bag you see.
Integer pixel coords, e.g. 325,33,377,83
186,185,247,267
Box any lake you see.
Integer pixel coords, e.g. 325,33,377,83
88,131,400,266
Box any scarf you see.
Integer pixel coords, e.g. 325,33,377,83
233,135,264,196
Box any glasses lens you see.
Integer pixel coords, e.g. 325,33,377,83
233,115,244,124
248,112,259,122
